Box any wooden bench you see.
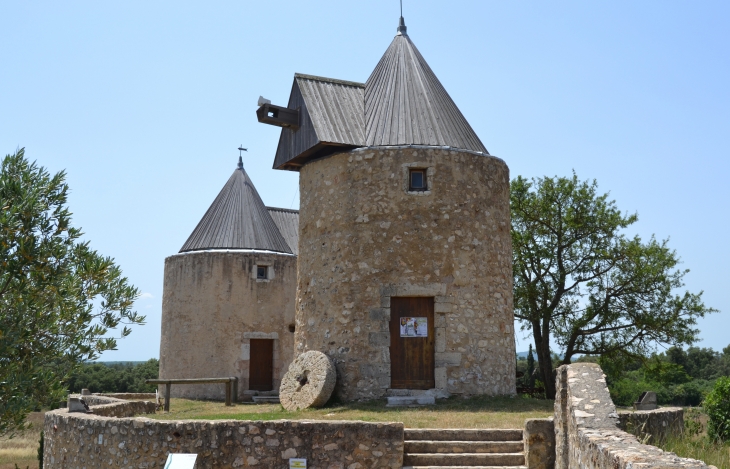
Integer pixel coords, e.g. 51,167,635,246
146,377,239,411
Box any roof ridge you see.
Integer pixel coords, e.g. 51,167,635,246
295,73,365,88
266,206,299,214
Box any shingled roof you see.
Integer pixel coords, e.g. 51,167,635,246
365,18,488,153
260,17,488,169
179,158,294,254
272,74,365,170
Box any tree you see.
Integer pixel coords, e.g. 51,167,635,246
0,148,143,435
525,344,535,388
511,173,714,399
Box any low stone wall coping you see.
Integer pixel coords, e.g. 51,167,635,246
555,363,712,469
44,398,404,468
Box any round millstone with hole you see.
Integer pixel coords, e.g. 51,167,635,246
279,351,336,411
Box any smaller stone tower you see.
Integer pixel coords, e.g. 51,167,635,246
159,157,299,400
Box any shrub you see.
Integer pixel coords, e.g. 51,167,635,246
704,376,730,442
66,359,159,394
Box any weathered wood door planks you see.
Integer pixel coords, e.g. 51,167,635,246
389,297,435,389
249,339,274,391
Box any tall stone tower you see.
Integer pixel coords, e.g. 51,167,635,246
159,157,299,399
258,17,515,401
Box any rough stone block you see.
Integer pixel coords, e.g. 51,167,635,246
434,302,453,313
243,331,279,339
524,418,555,469
369,332,390,346
380,285,397,297
435,367,447,389
435,352,462,367
435,328,446,353
386,396,435,407
369,308,390,322
395,283,447,297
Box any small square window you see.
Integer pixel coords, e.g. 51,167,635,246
409,169,427,191
256,266,267,279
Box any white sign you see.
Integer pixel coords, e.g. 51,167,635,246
399,317,428,337
164,453,197,469
289,458,307,469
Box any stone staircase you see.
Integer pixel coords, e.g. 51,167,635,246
402,429,526,469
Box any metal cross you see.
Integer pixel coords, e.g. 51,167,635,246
237,145,248,169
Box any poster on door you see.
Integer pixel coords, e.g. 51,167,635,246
400,317,428,337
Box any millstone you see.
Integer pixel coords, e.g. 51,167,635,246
279,351,336,411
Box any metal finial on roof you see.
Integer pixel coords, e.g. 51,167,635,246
237,145,247,169
397,16,407,36
397,0,407,35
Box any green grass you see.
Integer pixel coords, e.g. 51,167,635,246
0,412,43,469
654,407,730,468
658,436,730,468
148,395,555,429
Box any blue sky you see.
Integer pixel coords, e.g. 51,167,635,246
1,1,728,360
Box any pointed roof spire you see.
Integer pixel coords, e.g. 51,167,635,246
179,158,293,254
397,16,407,36
364,19,488,154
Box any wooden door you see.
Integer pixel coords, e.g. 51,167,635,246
389,297,435,389
249,339,274,391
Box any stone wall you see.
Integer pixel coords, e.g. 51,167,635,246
296,145,515,400
78,395,157,417
159,250,297,399
555,363,713,469
44,401,403,468
93,393,158,401
617,407,684,444
524,418,555,469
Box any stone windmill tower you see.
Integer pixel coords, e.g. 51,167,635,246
258,17,515,401
158,157,299,400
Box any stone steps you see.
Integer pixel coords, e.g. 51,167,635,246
403,428,525,468
387,396,437,407
405,441,524,454
404,453,525,467
403,466,527,469
405,429,523,442
251,395,280,404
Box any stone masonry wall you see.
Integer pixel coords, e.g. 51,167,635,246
79,395,157,417
44,402,403,468
160,250,297,399
617,407,684,445
555,363,713,469
524,418,555,469
296,145,515,400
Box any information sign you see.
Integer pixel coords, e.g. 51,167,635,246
164,453,197,469
399,317,428,337
289,458,307,469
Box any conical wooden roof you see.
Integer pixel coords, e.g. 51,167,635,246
364,18,489,154
180,159,293,254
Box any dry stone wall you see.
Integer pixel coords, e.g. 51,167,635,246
44,400,403,468
159,250,297,399
617,407,684,445
296,145,515,400
555,363,713,469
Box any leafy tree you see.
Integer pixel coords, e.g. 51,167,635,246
525,344,536,388
704,376,730,442
66,359,159,393
511,173,715,399
0,149,143,436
